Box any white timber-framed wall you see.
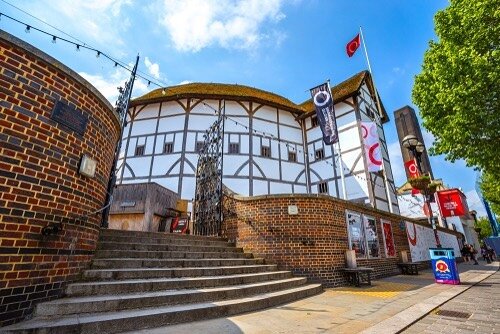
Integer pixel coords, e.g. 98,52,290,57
116,71,399,214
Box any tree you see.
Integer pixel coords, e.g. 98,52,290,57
412,0,500,188
475,217,493,241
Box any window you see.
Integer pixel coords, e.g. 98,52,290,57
315,148,325,160
195,141,204,153
164,142,173,154
229,143,239,154
261,145,271,157
288,150,297,162
346,210,380,259
318,181,328,194
135,145,145,156
311,115,318,128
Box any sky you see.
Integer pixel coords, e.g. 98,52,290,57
0,0,488,217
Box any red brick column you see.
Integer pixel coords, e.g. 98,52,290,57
0,31,120,326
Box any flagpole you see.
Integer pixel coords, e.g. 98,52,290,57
327,80,347,200
359,26,394,213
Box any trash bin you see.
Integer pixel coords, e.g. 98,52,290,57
429,248,460,285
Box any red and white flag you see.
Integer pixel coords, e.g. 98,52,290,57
346,33,361,57
361,122,382,172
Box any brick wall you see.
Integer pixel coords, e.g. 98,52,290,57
222,193,462,287
0,31,120,326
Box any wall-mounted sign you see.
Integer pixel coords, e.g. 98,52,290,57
171,217,189,233
120,201,136,207
436,189,468,217
51,100,88,136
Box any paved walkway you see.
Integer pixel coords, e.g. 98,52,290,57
402,267,500,334
128,261,498,334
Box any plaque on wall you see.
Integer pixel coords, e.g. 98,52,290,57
51,100,88,136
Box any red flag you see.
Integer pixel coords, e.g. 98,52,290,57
346,34,360,57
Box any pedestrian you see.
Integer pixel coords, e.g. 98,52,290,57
486,244,496,261
461,244,470,263
468,244,479,265
481,245,491,263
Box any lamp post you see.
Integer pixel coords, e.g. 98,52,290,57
402,135,442,248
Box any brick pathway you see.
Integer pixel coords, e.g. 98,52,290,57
402,268,500,334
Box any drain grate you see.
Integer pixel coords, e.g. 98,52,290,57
435,309,472,319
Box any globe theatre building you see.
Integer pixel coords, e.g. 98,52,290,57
116,71,399,214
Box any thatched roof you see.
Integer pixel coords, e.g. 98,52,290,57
131,71,388,121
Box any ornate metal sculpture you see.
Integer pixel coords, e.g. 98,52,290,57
194,101,225,236
101,55,139,228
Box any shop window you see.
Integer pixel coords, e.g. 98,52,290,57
164,142,173,154
261,145,271,158
318,181,328,194
346,211,380,259
135,145,145,156
315,148,325,161
229,143,239,154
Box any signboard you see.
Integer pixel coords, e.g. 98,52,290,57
51,100,88,136
381,219,396,257
170,217,189,233
436,189,468,217
309,82,338,144
405,221,460,262
346,211,366,257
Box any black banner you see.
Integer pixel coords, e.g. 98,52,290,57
310,83,338,145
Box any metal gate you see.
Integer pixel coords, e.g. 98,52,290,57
193,101,225,236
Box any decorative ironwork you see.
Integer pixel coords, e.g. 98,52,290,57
101,55,140,228
194,101,225,236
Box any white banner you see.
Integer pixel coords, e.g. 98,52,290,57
405,221,461,262
361,122,382,172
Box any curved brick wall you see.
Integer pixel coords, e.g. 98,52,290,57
222,193,461,287
0,31,120,325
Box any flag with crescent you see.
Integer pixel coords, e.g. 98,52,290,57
360,121,383,172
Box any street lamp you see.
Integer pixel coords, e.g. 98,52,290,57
402,135,442,248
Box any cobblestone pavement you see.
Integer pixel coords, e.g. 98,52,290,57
402,267,500,334
129,262,498,334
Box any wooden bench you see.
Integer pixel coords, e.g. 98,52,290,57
341,267,374,287
397,262,420,275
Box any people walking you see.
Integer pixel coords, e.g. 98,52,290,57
468,244,479,265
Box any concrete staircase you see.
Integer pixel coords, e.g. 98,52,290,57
3,229,322,333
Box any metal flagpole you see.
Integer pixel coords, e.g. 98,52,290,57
327,80,347,200
359,27,394,213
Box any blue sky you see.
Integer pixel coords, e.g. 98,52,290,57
0,0,487,216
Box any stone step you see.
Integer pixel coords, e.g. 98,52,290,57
99,234,234,248
94,250,252,260
5,284,322,333
83,264,278,281
100,229,228,242
97,241,243,253
91,257,266,269
66,271,292,296
36,277,307,316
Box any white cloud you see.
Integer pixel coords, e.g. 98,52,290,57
79,67,149,103
387,141,406,187
158,0,286,52
144,57,161,79
27,0,132,49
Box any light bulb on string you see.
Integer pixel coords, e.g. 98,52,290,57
25,25,30,33
52,36,56,43
96,51,101,58
75,44,80,51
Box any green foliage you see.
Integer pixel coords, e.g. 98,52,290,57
412,0,500,179
475,217,493,240
480,171,500,215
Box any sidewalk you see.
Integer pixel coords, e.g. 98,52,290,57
127,261,499,334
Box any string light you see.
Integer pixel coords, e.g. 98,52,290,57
0,11,168,91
